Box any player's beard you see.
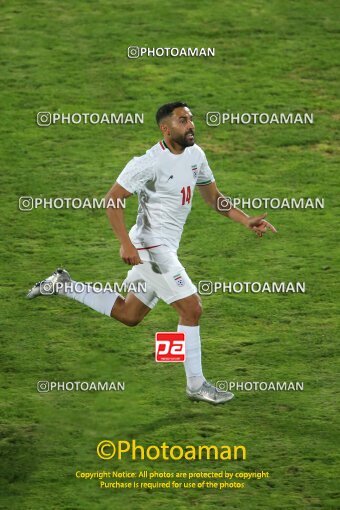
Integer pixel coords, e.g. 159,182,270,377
172,130,195,148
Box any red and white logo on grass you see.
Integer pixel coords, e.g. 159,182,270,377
155,332,186,362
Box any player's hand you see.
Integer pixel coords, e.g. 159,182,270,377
120,242,143,265
247,213,277,237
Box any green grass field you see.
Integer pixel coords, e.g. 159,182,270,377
1,1,339,509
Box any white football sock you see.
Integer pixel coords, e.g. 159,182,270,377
59,280,120,317
177,324,205,391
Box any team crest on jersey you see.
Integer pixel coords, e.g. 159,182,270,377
191,164,198,179
174,273,185,287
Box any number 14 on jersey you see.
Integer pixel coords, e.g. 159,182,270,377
180,186,191,205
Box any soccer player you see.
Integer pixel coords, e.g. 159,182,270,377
27,102,276,405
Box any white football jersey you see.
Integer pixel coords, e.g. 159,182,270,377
116,140,215,251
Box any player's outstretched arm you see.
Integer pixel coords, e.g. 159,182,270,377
104,182,143,264
198,182,277,237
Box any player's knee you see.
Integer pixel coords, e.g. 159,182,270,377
192,301,203,321
124,316,142,327
181,299,203,323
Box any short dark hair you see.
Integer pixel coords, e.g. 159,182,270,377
155,102,189,125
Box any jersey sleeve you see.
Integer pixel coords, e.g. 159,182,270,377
197,152,215,186
116,154,156,193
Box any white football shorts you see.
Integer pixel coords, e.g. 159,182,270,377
123,244,197,308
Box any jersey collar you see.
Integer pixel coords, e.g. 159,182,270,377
160,139,170,151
